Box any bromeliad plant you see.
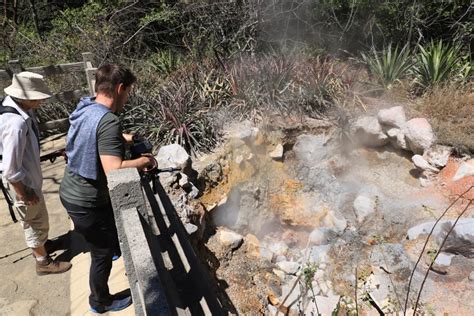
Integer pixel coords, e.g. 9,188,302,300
122,74,222,156
361,43,412,89
414,40,466,89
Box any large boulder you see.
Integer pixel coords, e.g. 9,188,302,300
351,116,389,147
156,144,190,170
293,134,333,163
218,229,244,250
377,106,406,128
403,118,435,154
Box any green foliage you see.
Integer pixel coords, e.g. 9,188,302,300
302,263,319,287
121,65,224,156
148,50,184,76
414,40,465,89
361,44,412,88
140,4,178,26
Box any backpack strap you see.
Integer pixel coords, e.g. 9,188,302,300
0,98,21,116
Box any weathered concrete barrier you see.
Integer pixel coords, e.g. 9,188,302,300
107,168,226,315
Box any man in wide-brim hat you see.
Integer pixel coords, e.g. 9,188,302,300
0,72,72,275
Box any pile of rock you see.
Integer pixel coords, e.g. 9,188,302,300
351,106,454,186
155,144,203,234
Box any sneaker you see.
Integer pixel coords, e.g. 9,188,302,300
90,296,132,314
36,256,72,276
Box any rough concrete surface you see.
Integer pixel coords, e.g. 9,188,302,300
0,136,133,315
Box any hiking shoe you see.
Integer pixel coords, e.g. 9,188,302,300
90,296,132,314
36,256,72,276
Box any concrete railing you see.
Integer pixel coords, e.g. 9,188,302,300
107,168,226,315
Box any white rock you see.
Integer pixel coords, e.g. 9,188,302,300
419,174,431,187
275,255,287,263
412,155,439,173
364,272,390,309
266,304,280,316
434,252,455,267
187,184,200,199
273,269,286,281
156,144,190,169
235,127,260,142
353,195,376,222
235,155,244,165
308,245,331,264
277,261,300,275
269,144,284,160
308,228,332,245
218,229,244,250
469,272,474,281
159,173,178,188
403,118,435,154
407,218,474,242
269,241,289,257
352,116,389,147
453,160,474,181
304,294,340,315
279,280,301,305
293,134,331,163
260,247,275,262
185,223,198,235
424,145,451,168
322,210,347,232
377,106,406,128
178,173,190,188
396,130,408,150
386,127,401,139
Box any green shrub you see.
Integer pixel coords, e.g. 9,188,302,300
361,44,412,89
414,40,465,89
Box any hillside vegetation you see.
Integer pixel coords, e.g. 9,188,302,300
1,0,472,152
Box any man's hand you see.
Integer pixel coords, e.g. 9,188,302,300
10,182,40,205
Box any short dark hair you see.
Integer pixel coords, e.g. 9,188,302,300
94,64,136,96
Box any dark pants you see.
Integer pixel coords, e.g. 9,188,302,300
60,198,121,310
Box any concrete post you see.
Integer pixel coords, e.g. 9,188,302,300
107,168,171,316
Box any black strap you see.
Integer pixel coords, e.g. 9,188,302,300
0,180,17,223
0,99,40,146
0,104,21,116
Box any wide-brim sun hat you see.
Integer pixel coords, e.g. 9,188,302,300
4,71,52,100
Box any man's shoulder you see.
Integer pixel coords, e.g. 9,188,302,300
98,112,120,129
0,111,27,131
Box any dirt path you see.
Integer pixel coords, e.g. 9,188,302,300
0,136,134,316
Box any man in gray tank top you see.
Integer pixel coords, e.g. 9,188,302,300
60,64,153,314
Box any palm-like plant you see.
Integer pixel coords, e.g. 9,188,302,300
361,44,412,89
414,40,462,89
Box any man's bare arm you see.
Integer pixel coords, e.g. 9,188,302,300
9,181,39,205
99,155,151,174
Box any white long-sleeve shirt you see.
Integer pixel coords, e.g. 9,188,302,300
0,96,43,194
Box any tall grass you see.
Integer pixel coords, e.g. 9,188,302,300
361,44,412,89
